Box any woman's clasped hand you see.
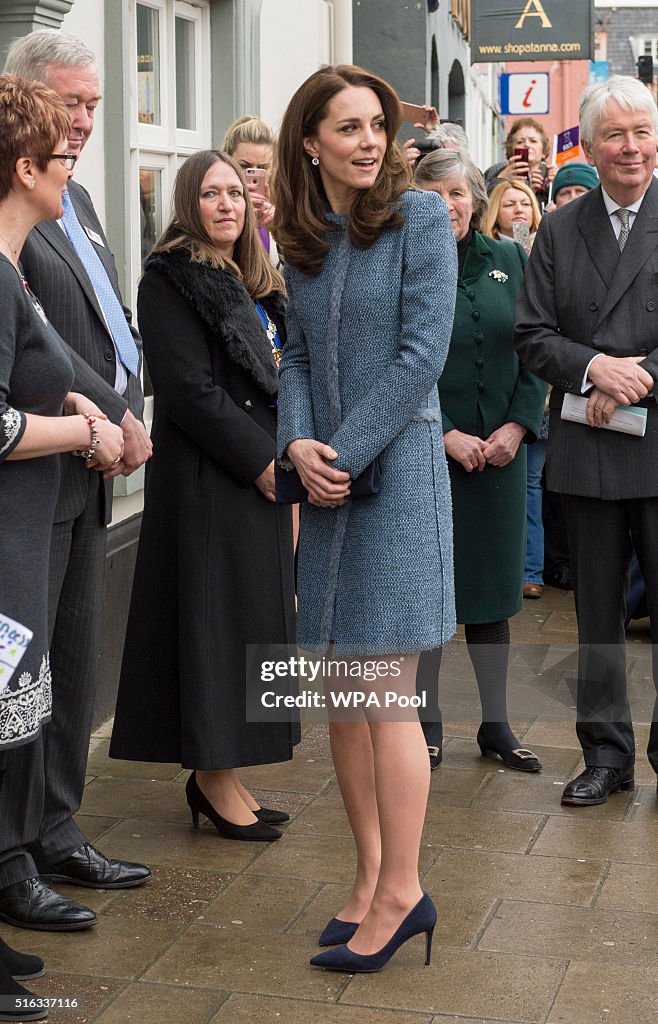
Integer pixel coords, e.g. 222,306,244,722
286,438,351,506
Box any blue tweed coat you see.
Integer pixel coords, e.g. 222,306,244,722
277,189,457,655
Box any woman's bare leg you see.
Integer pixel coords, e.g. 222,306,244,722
196,769,258,825
328,719,381,922
346,653,430,954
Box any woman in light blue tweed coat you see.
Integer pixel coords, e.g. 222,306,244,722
274,65,457,972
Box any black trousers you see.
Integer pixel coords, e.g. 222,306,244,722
562,493,658,773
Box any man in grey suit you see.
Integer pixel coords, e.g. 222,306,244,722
0,31,152,931
515,75,658,806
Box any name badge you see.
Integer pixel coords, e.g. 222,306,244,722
84,226,105,247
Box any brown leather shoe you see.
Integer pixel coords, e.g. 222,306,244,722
523,583,543,599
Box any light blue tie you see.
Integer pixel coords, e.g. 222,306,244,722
60,190,139,377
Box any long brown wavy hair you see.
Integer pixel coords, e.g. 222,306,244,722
152,150,285,298
272,64,411,275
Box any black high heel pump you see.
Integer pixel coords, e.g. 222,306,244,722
185,773,281,841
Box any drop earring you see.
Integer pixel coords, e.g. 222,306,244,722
311,156,319,166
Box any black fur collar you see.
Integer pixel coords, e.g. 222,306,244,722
144,248,282,396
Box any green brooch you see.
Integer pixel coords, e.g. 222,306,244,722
489,269,509,283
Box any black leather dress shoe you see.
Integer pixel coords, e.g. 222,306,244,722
0,877,96,931
561,767,634,806
36,842,152,890
545,565,573,591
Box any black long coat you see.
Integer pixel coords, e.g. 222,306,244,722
110,251,298,769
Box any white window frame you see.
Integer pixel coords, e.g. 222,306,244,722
630,36,658,64
127,0,211,318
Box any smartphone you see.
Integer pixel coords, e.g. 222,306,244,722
400,102,438,130
512,219,531,254
245,167,267,196
513,147,530,164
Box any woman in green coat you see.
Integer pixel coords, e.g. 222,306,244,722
414,149,546,772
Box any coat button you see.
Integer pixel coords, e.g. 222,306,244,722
467,290,475,300
104,351,113,361
475,332,484,344
647,302,656,311
475,357,484,368
472,310,480,321
590,301,599,311
244,400,252,409
477,381,485,392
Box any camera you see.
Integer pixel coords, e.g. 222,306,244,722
415,137,444,155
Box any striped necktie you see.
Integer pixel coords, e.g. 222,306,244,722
615,208,630,252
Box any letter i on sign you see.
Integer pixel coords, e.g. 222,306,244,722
523,80,537,109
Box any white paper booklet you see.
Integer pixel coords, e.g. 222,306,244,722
560,393,648,437
0,613,33,695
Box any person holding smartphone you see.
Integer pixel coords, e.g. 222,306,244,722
484,117,556,207
481,179,542,251
222,115,280,267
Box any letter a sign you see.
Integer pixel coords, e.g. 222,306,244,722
515,0,552,30
471,0,592,64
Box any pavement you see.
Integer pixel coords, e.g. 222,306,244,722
6,585,657,1024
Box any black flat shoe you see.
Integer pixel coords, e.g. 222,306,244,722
427,745,442,771
476,726,542,773
36,843,151,890
185,774,281,841
0,959,47,1021
0,878,96,932
561,767,634,806
255,806,290,824
0,938,44,980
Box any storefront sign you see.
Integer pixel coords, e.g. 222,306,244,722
471,0,593,64
500,72,550,115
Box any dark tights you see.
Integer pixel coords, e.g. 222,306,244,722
416,620,520,751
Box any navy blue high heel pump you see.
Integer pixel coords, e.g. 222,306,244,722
318,917,358,946
310,893,436,972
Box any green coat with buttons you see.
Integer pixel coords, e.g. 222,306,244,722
439,231,547,623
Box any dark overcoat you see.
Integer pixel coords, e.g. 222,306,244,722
440,232,546,623
110,251,298,769
514,180,658,499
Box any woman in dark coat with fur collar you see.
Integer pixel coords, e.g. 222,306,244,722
110,151,297,841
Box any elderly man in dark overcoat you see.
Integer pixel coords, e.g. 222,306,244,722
514,75,658,806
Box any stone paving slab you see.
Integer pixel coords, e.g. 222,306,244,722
530,814,658,865
200,873,321,930
545,960,658,1024
28,972,124,1024
339,948,567,1022
424,848,604,907
210,994,434,1023
142,925,350,1001
478,900,658,969
92,982,225,1023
